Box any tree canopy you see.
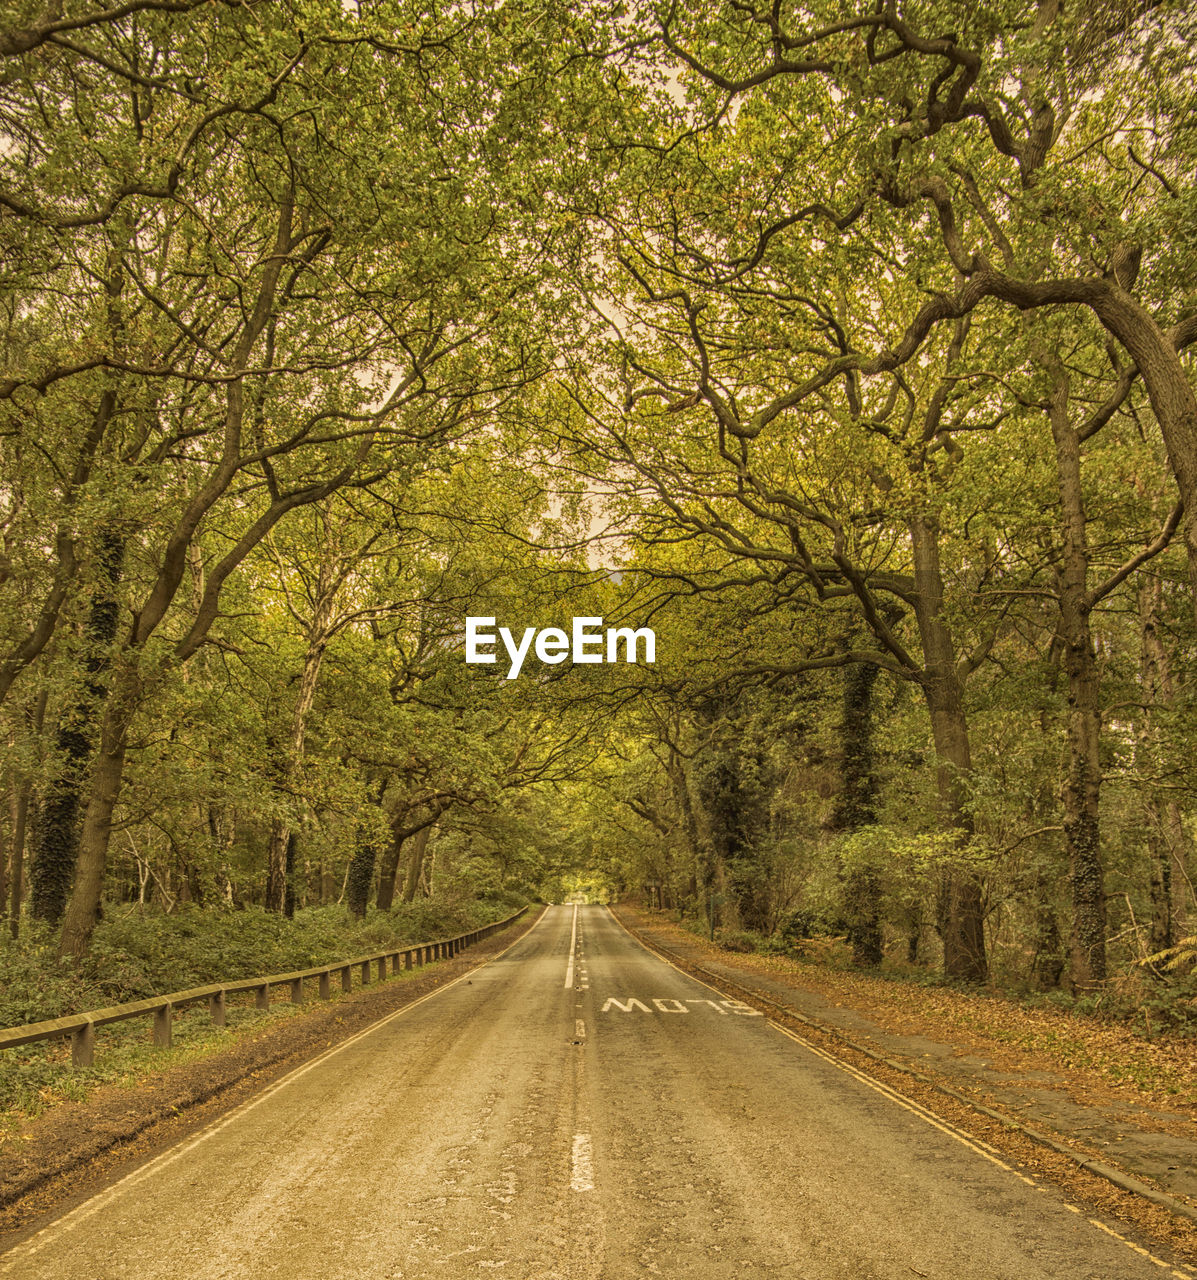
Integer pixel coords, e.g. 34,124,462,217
0,0,1194,1000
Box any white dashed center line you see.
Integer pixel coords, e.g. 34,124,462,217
570,1133,593,1192
564,904,578,989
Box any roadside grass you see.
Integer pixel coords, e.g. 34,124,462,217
0,995,315,1128
0,893,526,1123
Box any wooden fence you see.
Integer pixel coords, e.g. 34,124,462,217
0,906,528,1068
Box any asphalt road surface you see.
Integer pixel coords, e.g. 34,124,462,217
2,905,1190,1279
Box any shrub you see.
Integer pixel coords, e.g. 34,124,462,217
0,893,524,1026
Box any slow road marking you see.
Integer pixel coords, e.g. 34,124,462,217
600,997,763,1015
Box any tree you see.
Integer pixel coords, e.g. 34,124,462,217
1,0,562,955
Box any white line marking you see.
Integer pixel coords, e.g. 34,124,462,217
575,1019,586,1039
770,1020,1035,1183
564,903,578,989
601,997,652,1013
686,999,728,1013
570,1133,593,1192
1,912,546,1270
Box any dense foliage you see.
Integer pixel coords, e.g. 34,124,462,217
0,0,1194,1011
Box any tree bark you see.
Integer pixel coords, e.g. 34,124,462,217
1045,367,1107,988
830,656,884,966
981,273,1197,621
909,511,987,982
31,528,124,925
401,824,434,904
56,668,138,959
346,839,377,920
6,781,29,938
666,745,702,914
283,830,297,919
1031,863,1066,991
1138,574,1188,953
0,797,8,929
266,631,329,912
377,826,407,912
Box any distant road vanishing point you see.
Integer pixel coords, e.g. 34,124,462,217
1,905,1190,1280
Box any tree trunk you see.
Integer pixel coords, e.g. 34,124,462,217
319,860,336,905
7,781,30,938
1030,864,1066,991
56,670,138,959
3,696,41,938
265,635,328,912
1046,367,1107,988
377,828,406,912
987,274,1197,623
346,839,377,920
264,815,287,915
1138,574,1188,954
830,656,884,966
909,512,987,982
0,798,8,930
401,825,433,904
667,746,702,915
283,830,297,919
30,529,124,924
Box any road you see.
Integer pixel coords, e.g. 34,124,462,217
2,905,1190,1279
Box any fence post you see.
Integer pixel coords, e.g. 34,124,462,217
361,960,371,985
341,965,352,993
319,972,331,1000
153,1002,173,1048
376,957,387,982
403,950,413,971
209,990,226,1027
72,1021,95,1068
290,977,304,1004
256,983,270,1010
391,953,401,976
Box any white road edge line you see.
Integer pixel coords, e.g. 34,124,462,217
564,902,578,989
0,909,547,1271
570,1133,594,1192
603,907,1196,1280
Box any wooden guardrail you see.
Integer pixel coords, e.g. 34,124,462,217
0,906,528,1068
